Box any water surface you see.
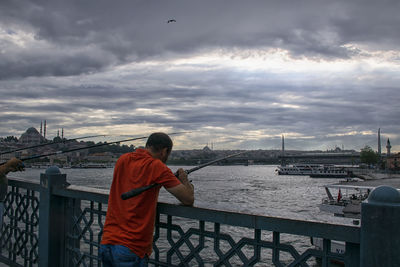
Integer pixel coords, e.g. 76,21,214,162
10,165,352,224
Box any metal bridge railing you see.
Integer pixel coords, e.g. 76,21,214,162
0,178,41,267
4,166,399,266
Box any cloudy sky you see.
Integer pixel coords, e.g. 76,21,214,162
1,0,399,151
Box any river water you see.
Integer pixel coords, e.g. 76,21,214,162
11,164,352,224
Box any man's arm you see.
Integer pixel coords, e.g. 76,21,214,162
0,158,24,201
165,168,194,206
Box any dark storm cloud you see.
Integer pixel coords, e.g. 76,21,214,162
1,0,400,79
0,54,108,80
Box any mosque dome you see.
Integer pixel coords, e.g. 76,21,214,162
19,127,45,144
26,127,40,135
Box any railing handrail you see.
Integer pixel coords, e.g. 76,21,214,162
54,184,109,203
7,176,41,191
157,202,360,243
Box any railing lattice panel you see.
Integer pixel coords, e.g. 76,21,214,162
66,200,106,267
1,186,39,267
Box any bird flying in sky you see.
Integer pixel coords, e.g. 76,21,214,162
167,19,176,23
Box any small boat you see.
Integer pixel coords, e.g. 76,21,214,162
318,184,372,218
310,236,348,266
312,183,370,261
313,182,400,259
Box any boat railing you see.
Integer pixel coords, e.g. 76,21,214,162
1,167,399,266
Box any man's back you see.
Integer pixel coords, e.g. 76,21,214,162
101,149,181,258
100,132,194,266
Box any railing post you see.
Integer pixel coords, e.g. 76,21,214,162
360,185,400,266
38,166,69,267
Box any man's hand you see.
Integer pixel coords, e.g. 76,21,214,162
5,158,24,173
167,168,194,206
176,168,189,184
0,158,24,185
176,168,194,191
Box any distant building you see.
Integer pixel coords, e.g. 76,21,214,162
86,152,116,162
386,153,400,170
202,146,212,152
19,127,46,144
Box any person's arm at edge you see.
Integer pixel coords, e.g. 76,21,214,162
0,157,24,186
0,158,24,176
165,168,194,206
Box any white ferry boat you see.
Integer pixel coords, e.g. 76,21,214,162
309,166,350,178
72,163,108,168
276,164,323,175
276,164,350,178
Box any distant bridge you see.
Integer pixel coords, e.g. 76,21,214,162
172,152,361,166
279,152,361,164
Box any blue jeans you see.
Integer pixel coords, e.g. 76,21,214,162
100,244,148,267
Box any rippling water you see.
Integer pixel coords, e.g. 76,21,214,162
10,165,352,224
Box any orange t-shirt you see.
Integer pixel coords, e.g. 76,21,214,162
101,149,181,258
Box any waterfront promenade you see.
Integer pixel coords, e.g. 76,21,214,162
0,167,399,266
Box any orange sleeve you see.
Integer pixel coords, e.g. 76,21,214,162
154,162,181,188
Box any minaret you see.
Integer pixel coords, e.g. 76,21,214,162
44,120,47,140
40,121,43,135
281,135,285,166
386,139,392,156
62,128,64,139
57,130,60,137
378,128,381,156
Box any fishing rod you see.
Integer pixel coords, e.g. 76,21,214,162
121,151,248,200
0,134,107,156
185,151,246,175
18,136,147,162
0,132,190,165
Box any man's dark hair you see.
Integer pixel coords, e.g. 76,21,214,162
145,132,173,153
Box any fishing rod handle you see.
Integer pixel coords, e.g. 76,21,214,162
121,169,187,200
121,183,158,200
121,168,189,200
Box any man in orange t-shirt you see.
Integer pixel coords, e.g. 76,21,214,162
100,132,194,267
